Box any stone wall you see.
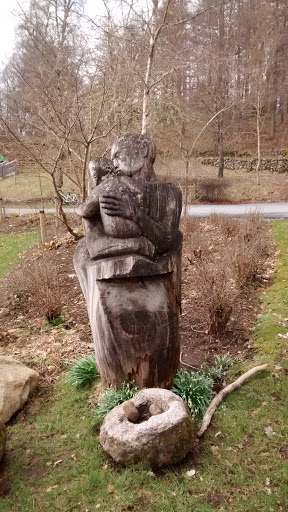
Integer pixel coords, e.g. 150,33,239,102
201,157,288,173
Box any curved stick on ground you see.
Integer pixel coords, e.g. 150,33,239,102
197,364,268,438
180,350,200,370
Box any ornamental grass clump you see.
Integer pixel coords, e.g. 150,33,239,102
67,355,100,388
172,370,214,419
96,382,139,419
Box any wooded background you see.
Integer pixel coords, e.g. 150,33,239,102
0,0,287,194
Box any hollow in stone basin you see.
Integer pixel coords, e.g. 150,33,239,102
99,388,195,468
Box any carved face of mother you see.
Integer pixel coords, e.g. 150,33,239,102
111,134,156,181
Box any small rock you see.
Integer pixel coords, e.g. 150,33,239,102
185,469,196,478
122,401,140,423
149,403,163,416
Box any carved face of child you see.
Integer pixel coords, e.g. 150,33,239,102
88,157,115,188
111,138,148,178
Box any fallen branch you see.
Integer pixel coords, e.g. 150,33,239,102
180,350,199,370
197,364,268,437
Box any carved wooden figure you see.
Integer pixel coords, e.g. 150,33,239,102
74,134,182,389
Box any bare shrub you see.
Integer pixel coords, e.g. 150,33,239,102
209,213,239,238
189,231,211,262
194,178,230,202
182,218,211,262
238,213,267,243
187,213,271,335
8,254,63,322
228,214,271,287
228,237,268,288
180,216,201,239
194,257,237,335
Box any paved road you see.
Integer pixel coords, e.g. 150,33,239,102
4,207,78,215
185,202,288,218
3,202,288,218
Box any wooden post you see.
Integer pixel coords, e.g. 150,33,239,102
54,197,60,229
0,198,4,222
39,210,46,245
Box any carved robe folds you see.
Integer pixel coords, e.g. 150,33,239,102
74,181,182,389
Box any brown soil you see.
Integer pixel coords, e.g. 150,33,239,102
0,214,275,388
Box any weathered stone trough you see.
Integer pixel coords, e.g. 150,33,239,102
99,388,195,468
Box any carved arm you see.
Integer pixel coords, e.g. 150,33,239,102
76,189,100,218
99,185,181,254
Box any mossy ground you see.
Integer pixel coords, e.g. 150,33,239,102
1,221,288,511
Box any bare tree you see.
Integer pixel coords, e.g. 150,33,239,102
0,0,131,233
2,0,288,212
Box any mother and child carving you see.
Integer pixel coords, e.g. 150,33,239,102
74,134,182,389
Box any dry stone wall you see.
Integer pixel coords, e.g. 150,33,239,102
202,157,288,173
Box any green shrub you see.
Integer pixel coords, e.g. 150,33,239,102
172,370,214,418
67,355,99,388
96,382,138,419
47,316,64,327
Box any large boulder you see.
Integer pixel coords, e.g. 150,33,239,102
99,388,195,468
0,423,5,461
0,357,39,424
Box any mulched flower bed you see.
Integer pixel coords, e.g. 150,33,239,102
0,214,275,387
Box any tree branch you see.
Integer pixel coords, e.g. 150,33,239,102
197,364,268,437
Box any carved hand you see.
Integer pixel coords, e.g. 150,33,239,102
100,193,140,222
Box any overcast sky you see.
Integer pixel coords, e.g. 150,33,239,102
0,1,19,67
0,0,114,68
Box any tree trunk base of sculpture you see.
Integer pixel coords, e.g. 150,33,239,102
87,269,179,389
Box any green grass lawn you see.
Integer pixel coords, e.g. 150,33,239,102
253,220,288,364
1,221,288,511
0,232,40,278
0,170,79,202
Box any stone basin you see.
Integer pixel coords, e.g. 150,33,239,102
99,388,195,468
